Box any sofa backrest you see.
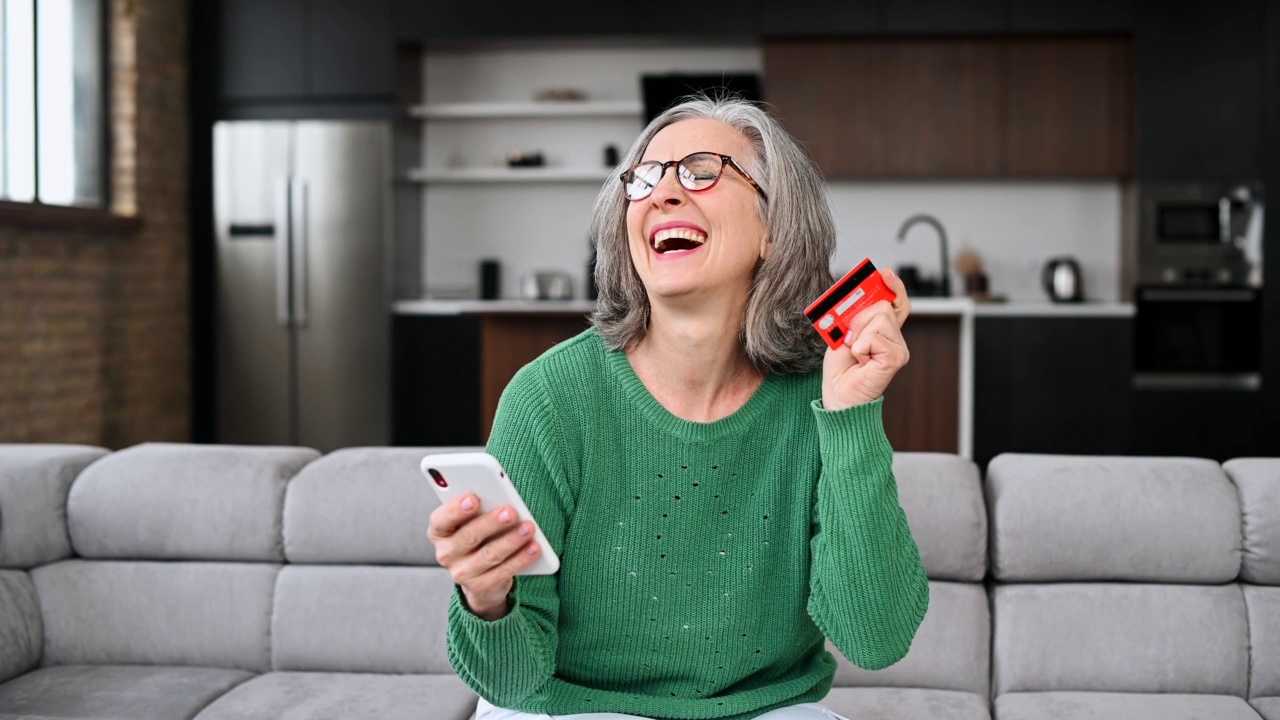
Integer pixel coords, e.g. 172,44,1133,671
829,453,990,698
34,443,318,673
988,454,1249,698
274,447,468,674
1225,458,1280,700
0,445,108,685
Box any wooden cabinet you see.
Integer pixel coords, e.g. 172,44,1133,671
1004,38,1133,176
217,0,394,107
974,316,1132,469
765,39,1005,177
764,36,1134,178
1134,0,1265,181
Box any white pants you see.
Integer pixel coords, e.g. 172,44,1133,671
476,697,851,720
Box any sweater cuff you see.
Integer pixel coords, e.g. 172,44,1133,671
809,396,893,463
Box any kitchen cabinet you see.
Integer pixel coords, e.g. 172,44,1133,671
394,1,751,40
217,0,394,106
765,38,1005,177
1004,37,1133,176
758,0,883,35
1009,0,1134,33
883,0,1007,33
1129,389,1269,461
1134,0,1264,181
764,37,1133,178
974,316,1132,469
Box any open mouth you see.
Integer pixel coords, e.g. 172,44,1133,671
650,228,707,255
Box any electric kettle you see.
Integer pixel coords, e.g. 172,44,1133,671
1042,257,1084,303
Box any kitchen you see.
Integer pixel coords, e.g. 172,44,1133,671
194,0,1280,465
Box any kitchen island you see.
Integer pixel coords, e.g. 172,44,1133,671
393,298,976,457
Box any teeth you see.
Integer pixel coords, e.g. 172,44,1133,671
652,228,707,244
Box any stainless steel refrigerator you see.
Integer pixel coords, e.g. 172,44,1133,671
214,121,391,451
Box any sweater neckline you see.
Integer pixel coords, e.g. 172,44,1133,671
603,336,783,443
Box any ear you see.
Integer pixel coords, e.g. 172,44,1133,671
758,232,771,261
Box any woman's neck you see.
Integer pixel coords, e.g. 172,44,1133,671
628,295,764,423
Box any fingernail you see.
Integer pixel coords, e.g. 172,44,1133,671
517,524,531,537
885,268,896,279
460,497,475,512
526,544,540,555
498,509,512,523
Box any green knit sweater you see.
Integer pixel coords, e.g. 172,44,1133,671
447,329,929,720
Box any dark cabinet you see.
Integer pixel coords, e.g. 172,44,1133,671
1009,0,1134,33
884,0,1008,33
218,0,308,101
1134,0,1265,181
974,316,1133,468
218,0,394,106
1129,389,1269,461
758,0,883,35
392,315,482,447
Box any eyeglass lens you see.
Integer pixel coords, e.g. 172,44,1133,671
624,153,724,200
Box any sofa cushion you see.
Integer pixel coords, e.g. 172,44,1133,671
32,560,277,672
992,583,1248,696
0,570,40,685
0,664,253,720
283,447,476,565
893,454,986,581
987,454,1241,582
995,691,1263,720
192,671,477,720
830,581,989,697
822,687,990,720
0,444,106,569
271,565,454,673
68,443,318,562
1225,459,1280,584
1254,697,1280,720
1247,585,1280,698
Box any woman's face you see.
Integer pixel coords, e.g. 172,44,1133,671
625,118,768,303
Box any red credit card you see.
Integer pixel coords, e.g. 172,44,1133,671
804,259,897,350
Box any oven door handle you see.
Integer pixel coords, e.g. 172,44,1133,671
1132,372,1261,391
1138,288,1257,303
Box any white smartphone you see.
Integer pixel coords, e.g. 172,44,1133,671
421,452,560,575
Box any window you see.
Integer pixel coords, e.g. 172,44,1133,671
0,0,106,208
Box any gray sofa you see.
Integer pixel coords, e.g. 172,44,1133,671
0,443,1276,720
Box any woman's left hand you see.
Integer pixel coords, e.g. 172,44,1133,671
821,269,912,411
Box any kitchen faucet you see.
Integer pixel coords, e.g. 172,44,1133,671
896,213,950,297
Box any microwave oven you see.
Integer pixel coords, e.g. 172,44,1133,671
1137,182,1264,287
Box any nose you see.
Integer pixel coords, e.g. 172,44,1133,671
647,166,687,207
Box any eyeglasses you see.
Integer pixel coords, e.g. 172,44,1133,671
620,152,768,202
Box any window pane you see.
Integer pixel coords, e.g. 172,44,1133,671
4,0,35,202
37,0,102,207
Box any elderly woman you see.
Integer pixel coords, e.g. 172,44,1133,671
428,96,929,720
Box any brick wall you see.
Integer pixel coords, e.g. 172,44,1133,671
0,0,189,447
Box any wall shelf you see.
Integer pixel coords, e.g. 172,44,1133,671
407,167,616,183
408,100,643,119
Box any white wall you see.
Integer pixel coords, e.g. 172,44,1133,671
419,45,1123,303
828,181,1122,302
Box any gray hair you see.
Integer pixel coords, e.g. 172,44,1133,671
588,95,836,375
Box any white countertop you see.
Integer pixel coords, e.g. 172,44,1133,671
392,297,979,316
973,302,1134,317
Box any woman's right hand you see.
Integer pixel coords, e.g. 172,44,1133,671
427,494,544,621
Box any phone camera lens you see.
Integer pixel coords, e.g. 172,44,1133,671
427,468,447,488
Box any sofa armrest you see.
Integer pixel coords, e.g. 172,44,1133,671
0,445,107,569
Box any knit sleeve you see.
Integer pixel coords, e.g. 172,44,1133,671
446,363,576,707
805,397,930,671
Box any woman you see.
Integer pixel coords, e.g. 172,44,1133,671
428,96,929,720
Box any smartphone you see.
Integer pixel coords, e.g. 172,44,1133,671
421,452,560,575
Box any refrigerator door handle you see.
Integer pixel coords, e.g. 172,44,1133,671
291,179,309,327
275,178,291,327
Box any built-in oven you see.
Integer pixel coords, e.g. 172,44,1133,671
1138,182,1264,287
1132,286,1262,391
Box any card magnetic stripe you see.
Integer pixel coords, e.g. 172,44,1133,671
804,261,879,322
